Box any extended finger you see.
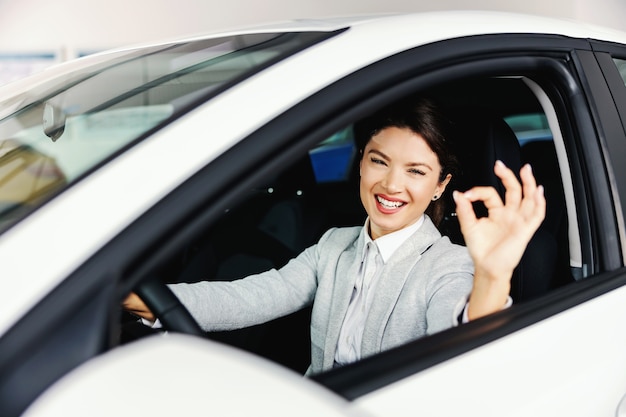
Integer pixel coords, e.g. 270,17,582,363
453,190,478,234
534,185,547,221
519,184,546,227
519,163,539,200
493,160,522,207
518,164,545,221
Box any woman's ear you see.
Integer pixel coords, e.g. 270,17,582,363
436,173,452,196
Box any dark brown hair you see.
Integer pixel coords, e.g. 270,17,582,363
354,97,458,226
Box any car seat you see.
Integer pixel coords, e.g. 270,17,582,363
520,140,572,290
172,154,326,373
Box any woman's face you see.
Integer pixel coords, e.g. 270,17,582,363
359,126,451,240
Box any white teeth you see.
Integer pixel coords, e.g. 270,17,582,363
377,196,404,208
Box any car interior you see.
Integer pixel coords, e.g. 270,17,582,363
120,74,575,375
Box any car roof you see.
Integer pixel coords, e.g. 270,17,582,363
4,10,626,100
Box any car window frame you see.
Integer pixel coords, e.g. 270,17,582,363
118,35,621,393
588,42,626,265
568,48,626,269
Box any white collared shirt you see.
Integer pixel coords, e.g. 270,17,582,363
334,216,425,365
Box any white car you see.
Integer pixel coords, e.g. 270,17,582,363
1,11,626,417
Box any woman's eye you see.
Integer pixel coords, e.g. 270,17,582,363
370,157,386,165
409,168,426,176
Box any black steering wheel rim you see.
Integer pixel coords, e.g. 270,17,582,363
134,278,205,337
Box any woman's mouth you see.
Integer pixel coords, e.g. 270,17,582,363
376,195,406,210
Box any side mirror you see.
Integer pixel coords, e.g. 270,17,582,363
43,102,66,142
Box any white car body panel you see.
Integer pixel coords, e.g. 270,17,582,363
354,285,626,417
23,334,363,417
23,287,626,417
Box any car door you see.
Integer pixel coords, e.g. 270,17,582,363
587,40,626,417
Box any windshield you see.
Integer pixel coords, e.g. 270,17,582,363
0,31,336,231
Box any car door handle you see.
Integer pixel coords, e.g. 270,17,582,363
618,393,626,416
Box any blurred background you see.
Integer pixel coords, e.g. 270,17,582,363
1,0,626,85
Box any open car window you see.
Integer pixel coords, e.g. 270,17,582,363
118,73,584,378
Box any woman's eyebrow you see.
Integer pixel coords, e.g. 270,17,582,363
407,161,434,171
367,149,389,160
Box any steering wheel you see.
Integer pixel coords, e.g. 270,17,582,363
134,278,205,337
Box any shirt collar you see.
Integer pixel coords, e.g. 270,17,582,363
361,215,425,263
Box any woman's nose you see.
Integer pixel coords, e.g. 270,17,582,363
382,169,402,193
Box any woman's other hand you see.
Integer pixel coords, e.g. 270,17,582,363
123,292,155,322
454,160,546,320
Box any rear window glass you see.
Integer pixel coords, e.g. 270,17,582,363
613,58,626,86
504,113,552,145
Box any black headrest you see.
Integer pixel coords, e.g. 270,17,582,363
446,108,521,217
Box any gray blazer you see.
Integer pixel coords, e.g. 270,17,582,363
170,216,474,374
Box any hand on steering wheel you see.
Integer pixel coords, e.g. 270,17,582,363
124,279,204,337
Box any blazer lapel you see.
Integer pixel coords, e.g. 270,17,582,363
360,218,441,357
321,231,365,369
